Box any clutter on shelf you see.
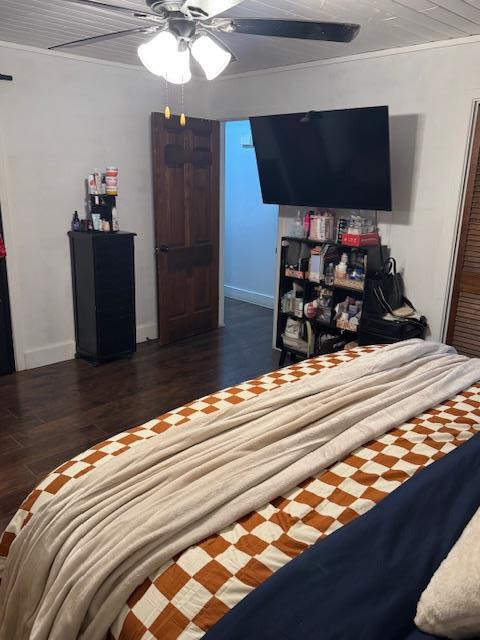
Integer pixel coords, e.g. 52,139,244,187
287,209,381,248
308,244,340,283
303,287,332,324
281,318,315,356
278,230,380,365
278,225,428,365
289,211,308,238
70,167,120,233
335,296,363,332
333,250,366,290
309,211,336,242
341,213,380,247
88,167,118,197
281,282,305,318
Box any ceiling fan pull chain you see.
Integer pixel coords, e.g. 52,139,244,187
180,82,186,127
164,77,171,120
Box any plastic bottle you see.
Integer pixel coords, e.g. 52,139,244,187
71,211,80,232
303,211,312,237
325,263,334,286
335,253,349,280
112,207,120,232
291,210,305,238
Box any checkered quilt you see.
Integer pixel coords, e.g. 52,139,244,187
1,345,480,640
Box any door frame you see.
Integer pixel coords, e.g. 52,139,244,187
0,124,25,370
442,99,480,343
218,121,226,328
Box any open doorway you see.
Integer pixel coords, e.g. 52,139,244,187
223,120,279,344
0,203,14,375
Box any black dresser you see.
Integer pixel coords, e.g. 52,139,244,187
68,231,136,365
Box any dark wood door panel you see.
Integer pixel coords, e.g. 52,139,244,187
161,261,189,315
193,266,212,312
165,245,213,270
191,310,215,336
152,112,219,346
190,169,212,245
165,167,186,246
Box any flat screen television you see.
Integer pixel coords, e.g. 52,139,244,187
250,106,392,211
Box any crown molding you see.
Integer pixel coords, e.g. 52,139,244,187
219,33,480,82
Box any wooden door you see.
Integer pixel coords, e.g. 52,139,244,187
152,113,220,345
447,107,480,356
0,206,14,375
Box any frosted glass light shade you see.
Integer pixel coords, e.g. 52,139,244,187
138,30,178,77
164,48,192,85
191,35,232,80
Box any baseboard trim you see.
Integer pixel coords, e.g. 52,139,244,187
137,322,158,343
225,286,275,309
24,341,76,370
23,323,159,370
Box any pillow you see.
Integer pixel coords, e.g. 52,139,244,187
415,507,480,639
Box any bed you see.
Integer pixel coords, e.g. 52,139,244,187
1,342,480,640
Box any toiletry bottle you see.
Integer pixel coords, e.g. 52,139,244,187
325,263,334,286
71,211,80,232
335,253,348,280
112,207,120,232
303,211,311,237
292,210,304,238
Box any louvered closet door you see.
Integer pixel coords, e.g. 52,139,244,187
447,109,480,356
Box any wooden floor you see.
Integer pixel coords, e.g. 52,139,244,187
0,299,277,533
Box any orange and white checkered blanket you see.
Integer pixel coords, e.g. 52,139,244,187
1,345,480,640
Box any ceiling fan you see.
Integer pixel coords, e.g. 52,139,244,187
51,0,360,85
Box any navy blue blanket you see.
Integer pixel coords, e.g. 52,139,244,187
205,433,480,640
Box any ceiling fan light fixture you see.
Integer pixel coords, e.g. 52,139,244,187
191,34,232,80
137,30,177,76
138,29,192,84
164,47,192,84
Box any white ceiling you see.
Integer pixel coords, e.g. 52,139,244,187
1,0,480,75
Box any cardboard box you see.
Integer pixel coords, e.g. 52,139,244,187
342,232,380,247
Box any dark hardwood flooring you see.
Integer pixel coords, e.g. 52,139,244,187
0,299,277,533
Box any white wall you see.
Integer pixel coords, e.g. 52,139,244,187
3,36,480,368
207,37,480,341
0,41,210,369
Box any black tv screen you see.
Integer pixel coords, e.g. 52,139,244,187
250,106,392,211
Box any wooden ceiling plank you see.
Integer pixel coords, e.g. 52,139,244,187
387,0,470,35
0,0,477,74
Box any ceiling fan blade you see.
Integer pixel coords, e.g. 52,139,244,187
182,0,244,19
212,18,361,43
62,0,162,22
49,27,156,50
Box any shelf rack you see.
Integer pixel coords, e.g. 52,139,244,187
277,235,386,366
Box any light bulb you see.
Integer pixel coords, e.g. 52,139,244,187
191,35,232,80
164,48,192,85
138,30,178,77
